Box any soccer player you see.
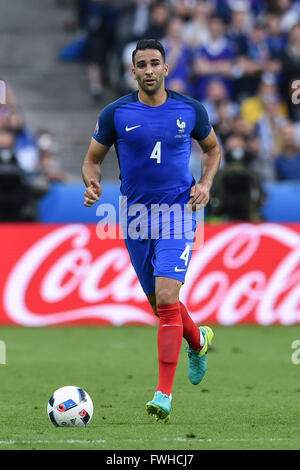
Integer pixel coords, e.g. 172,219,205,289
82,39,221,422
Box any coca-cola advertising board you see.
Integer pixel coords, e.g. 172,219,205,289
0,223,300,326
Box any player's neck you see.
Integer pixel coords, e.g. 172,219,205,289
138,87,168,107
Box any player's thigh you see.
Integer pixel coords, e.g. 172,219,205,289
124,237,155,295
152,236,194,284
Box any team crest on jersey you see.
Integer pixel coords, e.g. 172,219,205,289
175,118,187,138
176,118,186,132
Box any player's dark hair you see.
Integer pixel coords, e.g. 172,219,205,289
132,39,166,65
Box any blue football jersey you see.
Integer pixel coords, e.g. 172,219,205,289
92,89,211,206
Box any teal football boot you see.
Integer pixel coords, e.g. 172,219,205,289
146,391,171,422
186,326,214,385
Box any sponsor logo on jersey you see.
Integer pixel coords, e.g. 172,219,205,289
125,125,141,132
174,266,186,272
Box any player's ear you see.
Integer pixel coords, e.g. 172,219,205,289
164,63,169,78
132,66,137,80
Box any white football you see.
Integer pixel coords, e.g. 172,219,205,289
47,386,93,427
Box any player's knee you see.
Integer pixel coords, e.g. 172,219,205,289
156,288,178,306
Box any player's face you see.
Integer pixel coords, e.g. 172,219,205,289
132,49,168,95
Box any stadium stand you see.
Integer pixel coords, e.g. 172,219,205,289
1,0,300,222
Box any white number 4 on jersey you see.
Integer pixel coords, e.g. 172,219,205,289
180,245,191,266
150,141,161,164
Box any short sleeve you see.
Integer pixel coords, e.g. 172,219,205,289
92,103,117,147
191,101,212,142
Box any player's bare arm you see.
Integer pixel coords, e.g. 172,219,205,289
188,128,221,211
82,138,109,207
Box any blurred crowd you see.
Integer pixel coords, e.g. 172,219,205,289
1,0,299,222
62,0,300,221
0,80,70,221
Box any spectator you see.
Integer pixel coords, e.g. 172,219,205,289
60,0,89,33
230,112,253,139
193,14,236,100
227,1,252,56
266,13,288,59
190,100,239,184
5,108,49,202
162,16,192,94
85,0,117,101
275,122,300,180
143,0,170,40
226,3,256,100
212,0,232,24
209,133,265,221
120,41,139,93
239,18,282,95
0,105,11,131
171,0,197,21
214,98,239,145
223,133,256,165
201,78,239,125
246,17,279,67
7,107,40,176
240,73,287,128
214,0,266,24
277,0,300,33
182,1,212,49
36,130,71,183
115,0,152,51
0,129,38,221
254,93,288,180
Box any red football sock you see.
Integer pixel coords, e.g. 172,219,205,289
156,302,183,396
180,302,201,351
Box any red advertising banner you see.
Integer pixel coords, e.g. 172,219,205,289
0,223,300,326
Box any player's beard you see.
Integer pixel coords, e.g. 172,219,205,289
138,74,164,96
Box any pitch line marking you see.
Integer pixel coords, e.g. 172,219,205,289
0,437,292,446
0,439,106,445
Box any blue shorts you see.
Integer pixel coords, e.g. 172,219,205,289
123,209,197,295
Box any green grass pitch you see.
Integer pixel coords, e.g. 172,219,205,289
0,325,299,450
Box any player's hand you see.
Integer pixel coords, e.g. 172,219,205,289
187,182,210,212
84,179,102,207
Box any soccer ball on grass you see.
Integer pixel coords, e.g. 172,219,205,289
47,385,93,427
